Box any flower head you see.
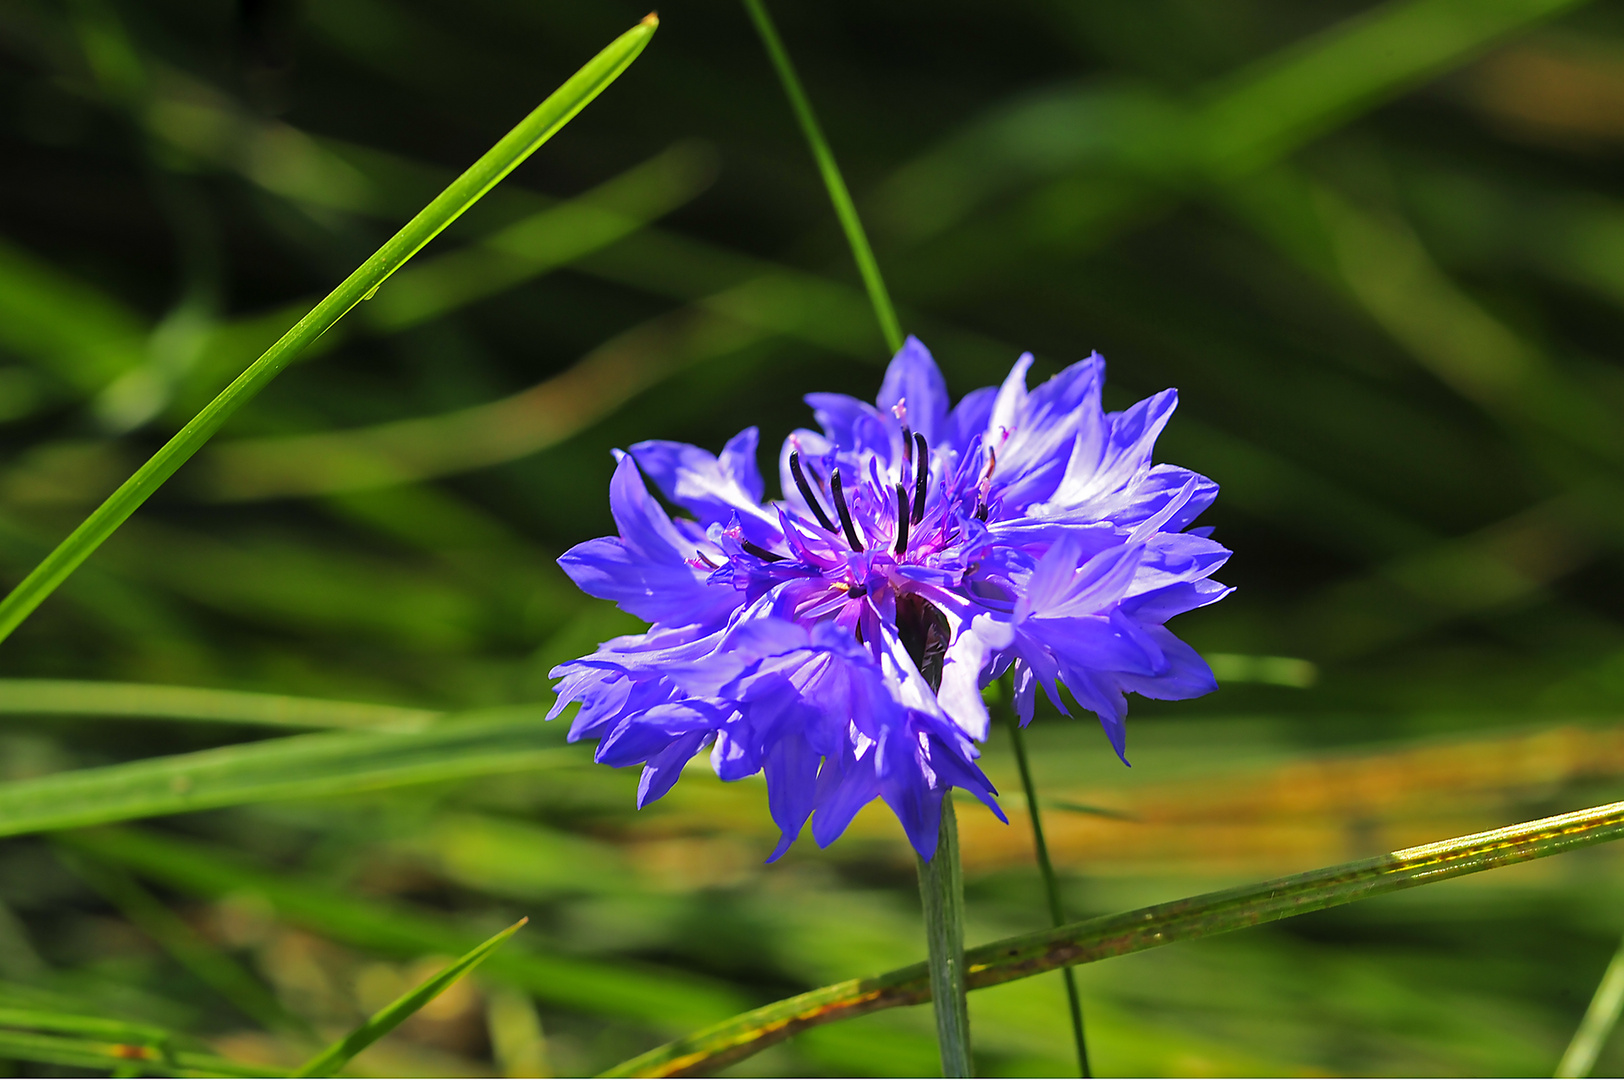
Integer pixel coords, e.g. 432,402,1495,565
551,338,1231,859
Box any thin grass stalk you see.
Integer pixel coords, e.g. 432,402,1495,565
1557,931,1624,1077
738,0,903,354
293,918,527,1077
0,15,658,647
599,798,1624,1077
917,797,972,1076
1002,704,1090,1077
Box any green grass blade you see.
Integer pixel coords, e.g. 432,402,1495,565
0,679,440,731
0,1005,172,1045
601,799,1624,1077
0,1027,280,1078
0,13,658,647
740,0,902,354
0,711,571,838
1556,932,1624,1077
293,918,526,1078
62,828,745,1030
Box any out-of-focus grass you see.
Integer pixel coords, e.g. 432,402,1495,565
2,0,1624,1074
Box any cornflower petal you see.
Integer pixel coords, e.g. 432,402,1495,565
630,428,772,527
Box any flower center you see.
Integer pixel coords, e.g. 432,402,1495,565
790,431,935,557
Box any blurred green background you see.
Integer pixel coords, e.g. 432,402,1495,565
4,0,1624,1074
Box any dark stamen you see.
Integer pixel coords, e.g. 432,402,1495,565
830,468,865,551
846,584,868,599
911,432,929,524
741,540,785,563
694,550,719,569
974,445,996,521
790,451,837,533
893,484,911,555
901,425,914,465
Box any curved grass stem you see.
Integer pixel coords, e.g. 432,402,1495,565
1004,709,1091,1077
739,0,904,354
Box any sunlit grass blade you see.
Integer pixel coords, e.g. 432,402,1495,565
1556,931,1624,1078
62,827,745,1030
0,679,440,731
0,13,658,647
0,711,571,838
293,918,526,1078
602,799,1624,1077
740,0,902,353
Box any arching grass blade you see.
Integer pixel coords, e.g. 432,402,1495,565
0,14,659,647
602,799,1624,1077
293,918,527,1078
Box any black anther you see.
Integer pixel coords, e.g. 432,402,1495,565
893,484,911,555
830,468,865,552
911,432,929,524
790,451,837,533
741,540,785,563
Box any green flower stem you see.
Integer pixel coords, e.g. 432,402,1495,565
600,798,1624,1078
1556,930,1624,1077
0,15,659,648
739,0,904,354
1003,710,1091,1077
917,796,973,1077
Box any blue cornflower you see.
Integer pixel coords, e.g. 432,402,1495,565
550,338,1231,860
